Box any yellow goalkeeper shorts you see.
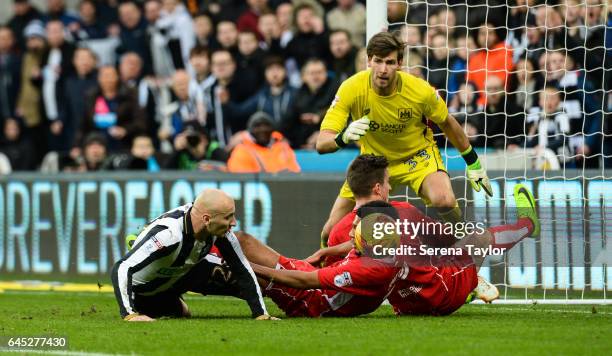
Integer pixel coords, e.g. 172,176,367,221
338,145,447,203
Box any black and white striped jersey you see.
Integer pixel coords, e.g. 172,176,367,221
111,203,267,318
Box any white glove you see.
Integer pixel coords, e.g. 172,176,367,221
341,117,370,144
466,162,493,197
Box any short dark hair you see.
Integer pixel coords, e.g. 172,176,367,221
330,28,351,42
366,32,405,62
263,55,285,69
190,45,209,58
347,154,389,198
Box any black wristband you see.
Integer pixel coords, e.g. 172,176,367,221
335,130,347,148
461,146,479,166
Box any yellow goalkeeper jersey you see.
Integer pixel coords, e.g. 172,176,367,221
321,69,449,162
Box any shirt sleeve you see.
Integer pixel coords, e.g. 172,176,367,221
214,231,268,317
320,79,355,133
423,83,449,125
111,227,179,318
317,258,390,297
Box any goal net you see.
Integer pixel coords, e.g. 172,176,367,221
378,0,611,303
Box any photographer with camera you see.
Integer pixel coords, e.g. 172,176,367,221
164,122,227,171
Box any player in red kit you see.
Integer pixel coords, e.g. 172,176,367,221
234,202,403,317
308,155,540,316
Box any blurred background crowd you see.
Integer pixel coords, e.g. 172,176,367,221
0,0,610,174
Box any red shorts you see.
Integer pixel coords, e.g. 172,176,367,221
390,255,478,316
434,264,478,315
264,256,332,317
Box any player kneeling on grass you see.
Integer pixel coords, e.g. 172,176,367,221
111,188,277,321
311,185,540,316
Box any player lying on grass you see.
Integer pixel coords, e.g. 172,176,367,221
243,186,539,316
316,31,492,248
308,154,499,302
234,203,401,317
111,188,277,321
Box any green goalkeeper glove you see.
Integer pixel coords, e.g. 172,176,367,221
462,146,493,197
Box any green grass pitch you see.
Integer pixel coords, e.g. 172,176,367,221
0,291,610,355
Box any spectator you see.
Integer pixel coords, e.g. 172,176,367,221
118,52,158,146
399,25,425,57
426,33,451,100
470,76,523,149
42,20,75,151
275,1,294,48
326,0,366,48
193,12,215,48
72,0,106,40
237,0,270,39
45,0,80,27
448,82,481,145
129,134,161,171
7,0,43,51
509,58,540,114
328,29,357,81
16,21,46,162
81,132,108,171
257,12,281,53
105,133,162,171
189,45,211,88
227,112,300,173
0,27,21,124
354,46,367,73
526,87,572,164
236,30,265,99
144,0,162,24
544,50,601,168
535,5,583,66
61,47,99,152
117,1,151,76
156,0,195,70
162,69,206,143
447,34,473,102
165,123,228,170
559,0,586,42
79,65,146,152
282,58,338,149
0,117,36,171
222,55,296,127
467,21,514,106
285,1,329,69
213,20,239,56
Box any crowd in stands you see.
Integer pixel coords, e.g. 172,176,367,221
0,0,610,174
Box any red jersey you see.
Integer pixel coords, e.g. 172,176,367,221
326,201,421,265
266,250,398,317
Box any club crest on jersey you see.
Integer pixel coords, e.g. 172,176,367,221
334,272,353,287
398,108,413,122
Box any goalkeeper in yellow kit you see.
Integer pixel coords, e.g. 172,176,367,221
316,32,497,302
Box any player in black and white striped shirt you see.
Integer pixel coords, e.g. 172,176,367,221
111,188,274,321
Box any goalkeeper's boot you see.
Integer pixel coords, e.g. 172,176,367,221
125,234,137,251
514,184,540,237
472,275,499,303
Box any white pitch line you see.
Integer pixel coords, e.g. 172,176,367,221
0,349,138,356
486,307,612,315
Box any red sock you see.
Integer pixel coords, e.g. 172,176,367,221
488,218,534,250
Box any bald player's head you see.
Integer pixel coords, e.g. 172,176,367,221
192,189,236,237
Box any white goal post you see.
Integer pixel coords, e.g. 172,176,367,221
366,1,611,304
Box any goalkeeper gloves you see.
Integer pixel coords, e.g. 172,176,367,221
335,117,370,148
462,146,493,197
